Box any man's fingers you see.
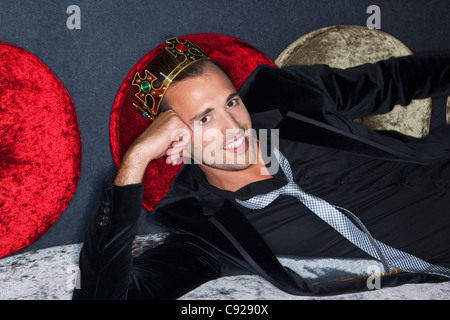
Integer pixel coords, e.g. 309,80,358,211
166,146,183,156
165,145,191,165
171,127,192,143
171,140,189,148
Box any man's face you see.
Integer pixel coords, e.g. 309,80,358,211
165,63,256,171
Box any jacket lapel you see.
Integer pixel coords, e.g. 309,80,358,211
209,200,315,295
153,166,310,294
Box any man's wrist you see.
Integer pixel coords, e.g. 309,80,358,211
113,148,154,186
113,169,144,186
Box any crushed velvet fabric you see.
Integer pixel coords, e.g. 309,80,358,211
110,33,276,212
447,97,450,125
275,25,434,138
0,42,82,258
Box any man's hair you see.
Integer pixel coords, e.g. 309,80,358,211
147,49,231,115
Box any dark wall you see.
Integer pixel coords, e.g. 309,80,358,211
1,0,448,254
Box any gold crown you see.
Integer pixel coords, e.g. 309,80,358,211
131,37,210,119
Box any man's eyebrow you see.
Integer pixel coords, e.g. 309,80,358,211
225,92,239,104
190,92,240,122
191,107,214,122
225,91,239,104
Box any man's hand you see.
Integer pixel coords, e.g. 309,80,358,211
113,110,192,186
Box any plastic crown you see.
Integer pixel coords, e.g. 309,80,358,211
131,37,210,119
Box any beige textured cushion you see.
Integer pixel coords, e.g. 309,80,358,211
275,25,439,138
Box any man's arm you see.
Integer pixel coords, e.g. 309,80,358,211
73,179,221,299
240,50,450,119
73,111,220,299
114,110,192,186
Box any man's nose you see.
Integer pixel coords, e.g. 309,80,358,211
220,111,241,134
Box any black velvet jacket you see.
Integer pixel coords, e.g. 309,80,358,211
73,51,450,300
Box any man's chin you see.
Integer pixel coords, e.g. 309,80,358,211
192,136,258,171
202,162,254,172
195,151,257,172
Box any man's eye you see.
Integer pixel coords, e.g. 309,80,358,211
199,115,211,125
227,99,238,108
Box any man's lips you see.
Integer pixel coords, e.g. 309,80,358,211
223,134,248,154
223,135,245,150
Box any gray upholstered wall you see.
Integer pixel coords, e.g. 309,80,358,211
1,0,448,255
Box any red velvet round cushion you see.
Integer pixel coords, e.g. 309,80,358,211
110,33,276,212
0,42,82,258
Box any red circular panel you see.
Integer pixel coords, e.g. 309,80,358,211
0,42,82,258
110,33,276,212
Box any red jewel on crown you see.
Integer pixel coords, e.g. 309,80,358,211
176,44,187,52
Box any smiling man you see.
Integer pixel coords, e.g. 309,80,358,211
114,61,268,192
74,37,450,300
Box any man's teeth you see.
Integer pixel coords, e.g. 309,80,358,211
224,135,245,149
